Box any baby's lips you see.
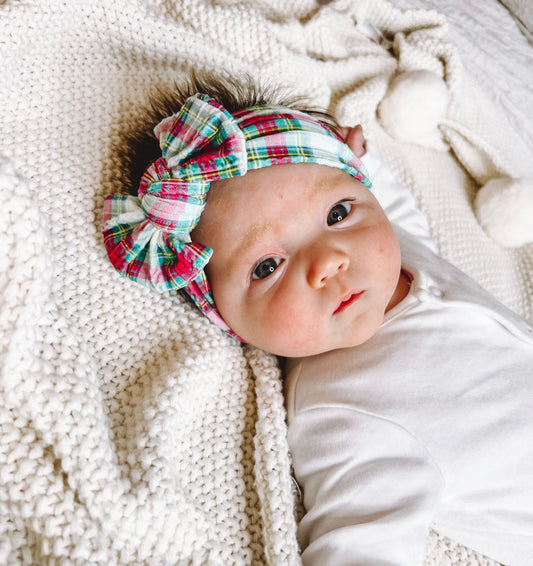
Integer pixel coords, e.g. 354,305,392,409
334,291,365,314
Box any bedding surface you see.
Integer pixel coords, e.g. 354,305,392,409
397,0,533,155
1,0,531,564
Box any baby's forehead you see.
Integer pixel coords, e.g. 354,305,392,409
209,162,349,206
194,163,344,248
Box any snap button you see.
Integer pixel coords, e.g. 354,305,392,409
429,286,444,298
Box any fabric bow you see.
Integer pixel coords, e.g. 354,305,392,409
102,94,247,294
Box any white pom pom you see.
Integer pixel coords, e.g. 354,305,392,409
378,70,449,149
475,177,533,247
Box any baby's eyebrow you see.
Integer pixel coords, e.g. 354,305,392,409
236,223,273,253
229,223,275,266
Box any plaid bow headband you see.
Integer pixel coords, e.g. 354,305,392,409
102,93,372,339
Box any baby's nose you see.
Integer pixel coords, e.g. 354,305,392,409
307,247,349,289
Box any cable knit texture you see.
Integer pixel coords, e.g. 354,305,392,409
1,0,531,564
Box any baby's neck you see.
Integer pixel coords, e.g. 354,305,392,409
386,269,412,312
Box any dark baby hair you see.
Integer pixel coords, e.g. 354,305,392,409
119,72,341,195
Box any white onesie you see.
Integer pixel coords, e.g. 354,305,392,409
284,147,533,566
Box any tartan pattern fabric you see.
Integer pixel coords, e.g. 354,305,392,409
235,106,372,189
102,93,372,338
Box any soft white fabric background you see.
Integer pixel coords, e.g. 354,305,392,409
498,0,533,42
1,0,531,564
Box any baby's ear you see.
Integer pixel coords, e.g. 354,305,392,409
339,125,366,157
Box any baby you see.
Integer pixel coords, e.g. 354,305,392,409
103,74,533,565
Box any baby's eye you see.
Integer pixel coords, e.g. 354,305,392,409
252,257,282,280
327,201,352,225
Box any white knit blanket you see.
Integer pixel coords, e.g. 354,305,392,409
1,0,532,564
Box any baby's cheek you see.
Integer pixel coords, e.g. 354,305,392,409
374,228,401,269
265,298,318,353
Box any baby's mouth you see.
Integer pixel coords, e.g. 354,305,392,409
334,291,364,315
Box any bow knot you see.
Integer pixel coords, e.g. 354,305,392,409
102,94,248,296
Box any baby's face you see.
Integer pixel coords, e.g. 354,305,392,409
192,162,402,357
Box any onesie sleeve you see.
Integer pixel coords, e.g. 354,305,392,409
288,406,444,566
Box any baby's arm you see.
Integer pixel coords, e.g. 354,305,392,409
289,406,443,565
